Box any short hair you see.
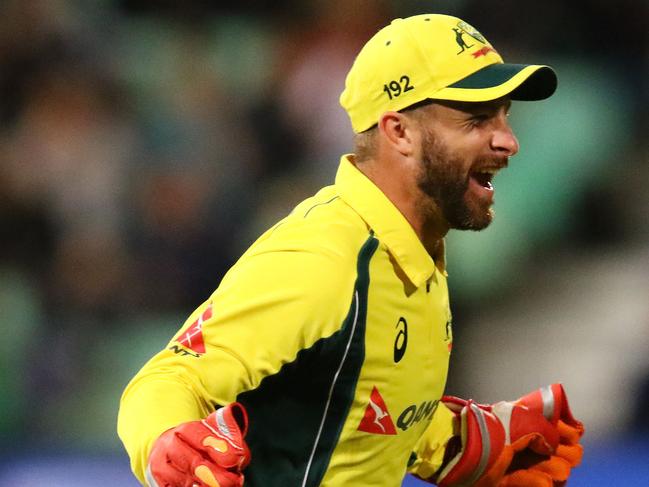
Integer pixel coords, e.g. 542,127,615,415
353,126,378,163
400,98,436,121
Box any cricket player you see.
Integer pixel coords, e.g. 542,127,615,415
118,14,584,487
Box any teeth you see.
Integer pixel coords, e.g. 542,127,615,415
481,168,498,175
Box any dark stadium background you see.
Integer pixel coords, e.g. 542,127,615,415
1,0,648,485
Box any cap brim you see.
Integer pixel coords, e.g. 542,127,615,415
431,64,557,102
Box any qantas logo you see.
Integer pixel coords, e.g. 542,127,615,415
357,387,397,435
396,400,439,431
170,303,213,356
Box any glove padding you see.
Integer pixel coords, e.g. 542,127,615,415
501,383,584,487
146,402,250,487
435,384,583,487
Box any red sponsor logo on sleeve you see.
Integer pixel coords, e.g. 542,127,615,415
176,303,213,354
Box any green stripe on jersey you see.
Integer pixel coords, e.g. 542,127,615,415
237,234,379,486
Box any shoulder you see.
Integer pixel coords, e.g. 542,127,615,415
219,186,374,301
246,185,371,264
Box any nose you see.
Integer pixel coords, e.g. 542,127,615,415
490,118,520,157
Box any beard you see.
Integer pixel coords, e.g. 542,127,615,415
416,129,494,231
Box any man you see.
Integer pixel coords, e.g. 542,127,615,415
118,14,584,487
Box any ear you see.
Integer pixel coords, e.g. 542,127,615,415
377,111,419,157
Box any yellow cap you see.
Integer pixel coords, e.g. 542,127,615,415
340,14,557,133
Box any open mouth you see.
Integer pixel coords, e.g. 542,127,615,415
470,168,497,191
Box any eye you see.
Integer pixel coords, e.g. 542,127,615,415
468,114,489,126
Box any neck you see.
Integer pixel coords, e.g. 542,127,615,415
419,208,449,254
353,155,449,255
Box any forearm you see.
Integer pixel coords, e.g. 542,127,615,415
118,374,213,484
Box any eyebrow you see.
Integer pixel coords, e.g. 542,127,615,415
490,98,512,112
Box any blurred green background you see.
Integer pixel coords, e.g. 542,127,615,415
1,0,648,485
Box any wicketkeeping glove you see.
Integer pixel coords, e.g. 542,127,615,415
501,383,584,487
435,383,583,487
146,402,251,487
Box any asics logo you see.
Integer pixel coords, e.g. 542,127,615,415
394,317,408,363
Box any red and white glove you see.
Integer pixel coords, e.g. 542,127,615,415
146,402,251,487
503,384,584,487
435,384,584,487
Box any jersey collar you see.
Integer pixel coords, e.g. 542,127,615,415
335,155,443,289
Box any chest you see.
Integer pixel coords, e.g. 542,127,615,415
353,247,452,437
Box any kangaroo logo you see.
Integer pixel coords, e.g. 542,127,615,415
453,21,488,55
368,397,389,433
453,27,474,54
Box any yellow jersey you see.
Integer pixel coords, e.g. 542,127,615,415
118,155,455,486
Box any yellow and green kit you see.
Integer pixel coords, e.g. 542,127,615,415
118,155,456,486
